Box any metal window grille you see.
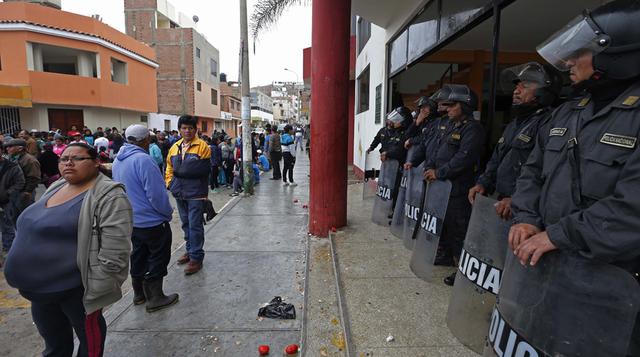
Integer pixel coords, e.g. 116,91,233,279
0,108,21,134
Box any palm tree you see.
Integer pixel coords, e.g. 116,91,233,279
250,0,307,40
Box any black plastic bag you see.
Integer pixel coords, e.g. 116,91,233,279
258,296,296,319
203,199,217,223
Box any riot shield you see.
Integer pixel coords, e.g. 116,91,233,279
402,164,426,250
446,195,510,354
371,159,400,226
362,151,379,200
409,179,452,281
389,168,408,238
484,251,640,357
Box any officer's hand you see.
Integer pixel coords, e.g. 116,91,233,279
468,184,485,204
514,231,557,266
380,152,387,161
508,223,541,251
424,169,437,182
495,197,512,220
366,148,372,154
404,139,411,149
403,162,413,170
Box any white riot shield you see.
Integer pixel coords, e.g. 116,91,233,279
362,151,379,200
446,195,510,353
389,168,409,238
371,159,400,226
484,251,640,357
402,164,426,250
409,179,452,281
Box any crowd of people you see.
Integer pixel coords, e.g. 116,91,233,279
370,1,640,355
0,113,308,356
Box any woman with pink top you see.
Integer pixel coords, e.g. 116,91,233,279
52,134,67,157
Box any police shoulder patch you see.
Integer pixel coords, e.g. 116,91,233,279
600,133,637,149
451,133,461,140
550,128,567,137
517,134,532,143
577,97,591,107
622,96,640,106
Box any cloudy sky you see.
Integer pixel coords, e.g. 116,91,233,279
60,0,312,86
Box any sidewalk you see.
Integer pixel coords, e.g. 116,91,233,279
325,183,479,357
104,152,311,356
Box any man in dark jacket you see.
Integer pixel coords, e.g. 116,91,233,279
5,139,40,208
0,142,25,259
210,136,222,192
469,62,560,219
424,84,484,285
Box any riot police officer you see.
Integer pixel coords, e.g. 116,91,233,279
404,96,438,150
424,84,485,285
367,118,393,155
405,87,452,170
468,62,561,219
503,1,640,355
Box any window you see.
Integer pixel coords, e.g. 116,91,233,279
357,66,370,113
30,43,98,77
375,84,382,124
197,81,202,91
211,88,218,105
164,119,171,132
202,120,208,133
110,58,128,84
210,59,218,77
196,47,201,58
357,17,372,54
140,115,148,123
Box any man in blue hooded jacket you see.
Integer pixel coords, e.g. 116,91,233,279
112,124,178,313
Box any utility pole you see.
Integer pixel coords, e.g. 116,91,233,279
239,0,253,195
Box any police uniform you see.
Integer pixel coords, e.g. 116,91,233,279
409,117,450,167
427,117,484,258
368,126,391,153
512,83,640,355
477,107,551,197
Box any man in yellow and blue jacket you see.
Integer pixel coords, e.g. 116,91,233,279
165,115,211,275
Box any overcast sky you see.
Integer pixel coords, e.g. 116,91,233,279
59,0,312,86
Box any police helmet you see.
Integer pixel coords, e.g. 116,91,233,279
386,106,413,127
414,96,437,114
429,86,453,103
500,62,562,106
441,84,478,115
537,0,640,80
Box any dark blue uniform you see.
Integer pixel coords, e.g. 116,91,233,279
409,117,450,167
512,82,640,353
426,118,485,258
476,107,552,198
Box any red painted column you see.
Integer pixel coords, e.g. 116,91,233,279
308,0,351,237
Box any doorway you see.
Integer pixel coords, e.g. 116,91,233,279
48,108,84,132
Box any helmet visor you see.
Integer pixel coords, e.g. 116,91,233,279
500,62,549,93
386,109,404,124
537,15,610,72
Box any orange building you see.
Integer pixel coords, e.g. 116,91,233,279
0,2,158,134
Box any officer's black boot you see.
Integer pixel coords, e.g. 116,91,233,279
434,246,454,266
444,271,456,286
142,279,179,313
132,277,146,305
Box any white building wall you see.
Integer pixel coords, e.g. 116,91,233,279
19,105,146,132
149,113,180,132
353,23,388,173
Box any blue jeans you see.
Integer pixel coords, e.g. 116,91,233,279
175,199,205,262
1,210,15,252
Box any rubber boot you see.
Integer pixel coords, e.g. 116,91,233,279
132,277,146,305
142,279,179,313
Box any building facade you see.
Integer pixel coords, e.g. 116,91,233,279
351,0,603,177
0,1,158,133
124,0,221,136
219,79,241,137
249,88,273,126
